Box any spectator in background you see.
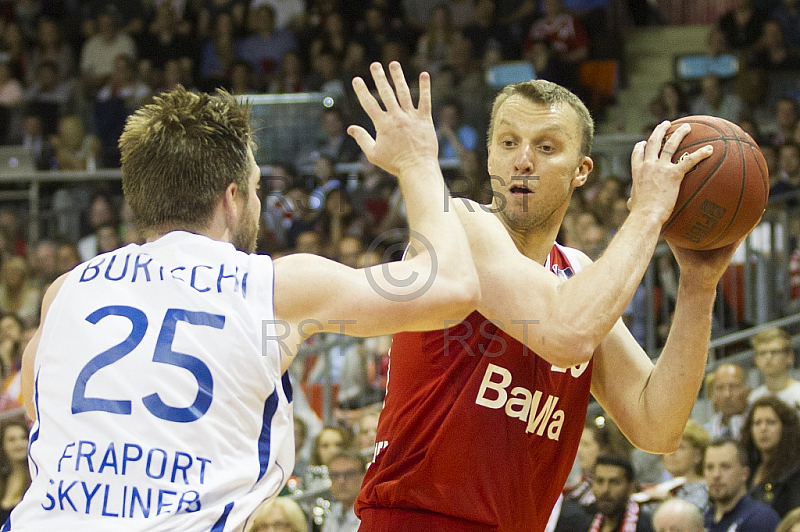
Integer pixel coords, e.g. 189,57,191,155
11,110,47,168
769,98,800,147
236,4,297,87
323,452,367,532
436,97,479,162
311,426,353,469
717,0,766,51
0,59,22,108
463,0,516,61
705,363,750,440
250,0,306,32
704,438,781,532
246,497,308,532
0,258,40,328
526,38,579,93
525,0,589,65
21,60,78,117
310,11,351,65
138,1,193,73
25,16,76,84
199,12,238,91
307,49,347,104
648,82,690,130
641,421,710,512
590,455,655,532
690,74,745,123
773,142,800,197
652,498,704,532
54,241,80,277
742,396,800,517
749,327,800,410
44,114,101,171
0,22,28,82
27,240,59,288
80,5,137,91
0,422,31,525
316,107,362,164
96,54,151,112
770,0,800,51
414,4,459,75
747,20,800,71
227,59,258,95
269,50,308,93
197,0,247,41
77,190,118,261
0,314,23,380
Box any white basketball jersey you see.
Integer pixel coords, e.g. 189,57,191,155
7,232,294,532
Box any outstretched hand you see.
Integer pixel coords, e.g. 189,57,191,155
348,62,438,177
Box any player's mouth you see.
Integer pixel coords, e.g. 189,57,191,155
509,184,534,196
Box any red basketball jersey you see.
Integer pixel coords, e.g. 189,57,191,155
356,244,593,532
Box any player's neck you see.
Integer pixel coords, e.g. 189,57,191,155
499,218,560,265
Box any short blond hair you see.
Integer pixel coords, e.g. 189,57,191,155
487,79,594,156
247,497,307,532
750,327,791,351
119,86,253,236
681,420,710,475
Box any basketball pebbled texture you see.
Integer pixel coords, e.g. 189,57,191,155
661,115,769,250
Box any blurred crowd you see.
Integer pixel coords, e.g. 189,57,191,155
1,0,800,530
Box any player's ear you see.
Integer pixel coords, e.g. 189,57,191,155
223,182,240,224
571,156,593,188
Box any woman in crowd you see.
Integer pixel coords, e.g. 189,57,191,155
0,258,40,327
742,395,800,517
0,421,31,523
246,497,308,532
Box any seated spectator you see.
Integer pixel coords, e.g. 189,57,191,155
21,60,77,116
236,4,297,87
704,438,781,531
197,0,247,41
462,0,516,61
769,98,800,147
27,240,58,288
246,497,308,532
742,396,800,517
44,114,101,171
55,240,81,277
526,38,579,94
414,4,459,75
772,142,800,197
227,59,258,95
96,54,151,112
307,49,347,104
770,0,800,51
139,1,193,75
647,82,690,130
690,74,745,123
0,22,28,82
269,50,308,93
436,97,479,163
0,421,31,525
0,258,39,328
311,426,352,469
9,110,46,168
641,421,710,512
0,59,22,108
590,455,654,532
747,20,800,71
749,326,800,410
77,190,119,262
717,0,766,51
652,498,704,532
199,12,238,91
310,11,351,65
525,0,589,65
322,452,367,532
80,5,137,91
25,16,76,85
0,313,23,379
315,107,361,165
704,363,750,440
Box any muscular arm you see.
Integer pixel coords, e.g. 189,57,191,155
21,274,68,421
274,62,479,372
591,241,740,453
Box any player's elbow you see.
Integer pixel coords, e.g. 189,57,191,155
436,272,481,322
631,430,682,455
539,326,596,368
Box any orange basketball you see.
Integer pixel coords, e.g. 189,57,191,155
661,115,769,250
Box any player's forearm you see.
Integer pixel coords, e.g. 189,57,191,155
397,160,480,319
554,210,664,359
639,282,715,451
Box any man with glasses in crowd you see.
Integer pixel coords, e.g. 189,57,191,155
749,327,800,411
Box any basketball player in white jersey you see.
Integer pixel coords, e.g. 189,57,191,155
8,62,479,531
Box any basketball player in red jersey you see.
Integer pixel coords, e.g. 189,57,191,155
356,80,755,531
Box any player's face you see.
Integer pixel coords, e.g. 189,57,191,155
487,96,592,233
591,464,632,519
232,150,261,253
704,443,748,506
327,457,364,506
751,406,782,454
662,438,701,478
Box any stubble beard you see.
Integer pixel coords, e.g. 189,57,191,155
233,210,259,253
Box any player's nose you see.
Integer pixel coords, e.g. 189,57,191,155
514,144,534,174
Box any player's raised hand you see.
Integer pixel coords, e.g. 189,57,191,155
348,62,438,178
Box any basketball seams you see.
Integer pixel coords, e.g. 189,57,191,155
704,138,747,249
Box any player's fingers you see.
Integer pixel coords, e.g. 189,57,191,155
418,71,432,117
352,76,383,121
371,62,400,112
660,123,691,161
644,121,671,161
630,140,645,175
347,125,376,156
677,145,713,171
389,62,414,110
